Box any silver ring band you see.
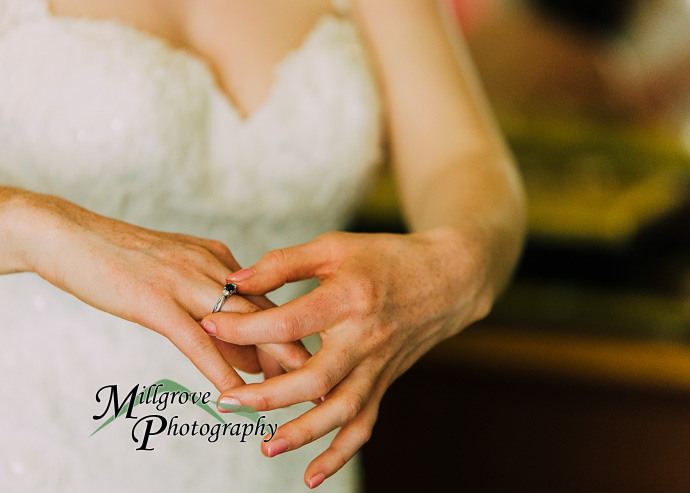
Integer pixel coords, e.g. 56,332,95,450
212,283,237,313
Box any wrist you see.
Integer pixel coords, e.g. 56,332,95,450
2,190,70,278
416,225,496,323
0,194,31,274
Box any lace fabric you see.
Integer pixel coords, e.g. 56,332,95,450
0,0,382,490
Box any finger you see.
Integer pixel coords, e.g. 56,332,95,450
257,341,311,373
261,361,380,458
255,340,319,405
226,236,337,295
214,339,261,374
215,340,360,412
184,278,260,321
161,309,246,392
166,233,241,273
256,348,284,379
201,282,349,345
303,398,380,489
244,294,276,310
195,283,310,377
201,239,241,272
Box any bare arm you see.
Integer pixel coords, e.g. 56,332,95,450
203,2,527,488
0,187,37,275
0,185,310,387
353,0,526,297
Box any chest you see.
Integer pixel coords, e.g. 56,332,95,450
0,0,383,228
48,0,334,118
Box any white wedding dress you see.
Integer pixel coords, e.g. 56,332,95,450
0,0,382,490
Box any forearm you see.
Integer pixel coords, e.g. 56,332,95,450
352,0,525,300
406,149,526,300
0,186,98,284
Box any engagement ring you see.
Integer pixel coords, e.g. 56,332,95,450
212,283,237,313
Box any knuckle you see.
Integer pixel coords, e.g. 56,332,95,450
262,248,288,271
347,275,380,317
330,346,354,376
315,231,348,258
312,370,336,396
206,238,227,252
321,231,350,249
290,421,317,446
471,290,494,322
273,313,301,342
205,239,230,256
253,391,271,411
187,330,212,356
315,231,338,244
340,392,364,421
329,444,357,472
351,423,373,446
160,246,206,277
216,372,240,392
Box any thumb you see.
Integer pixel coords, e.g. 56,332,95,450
227,238,334,295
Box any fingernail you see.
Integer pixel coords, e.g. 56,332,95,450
309,473,326,489
227,268,254,282
200,320,216,336
267,438,290,458
217,396,241,413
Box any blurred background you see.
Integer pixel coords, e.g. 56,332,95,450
354,0,690,491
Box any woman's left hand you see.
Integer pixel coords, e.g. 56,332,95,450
201,228,495,488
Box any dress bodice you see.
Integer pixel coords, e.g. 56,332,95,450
0,0,382,265
0,2,381,490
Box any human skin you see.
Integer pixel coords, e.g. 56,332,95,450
201,0,526,488
0,187,312,386
3,0,525,489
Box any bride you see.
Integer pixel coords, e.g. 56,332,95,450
0,0,524,490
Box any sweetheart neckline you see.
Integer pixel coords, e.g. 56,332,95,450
41,0,345,124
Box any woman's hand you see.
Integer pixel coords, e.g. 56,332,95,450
197,0,522,486
201,229,495,488
6,189,310,390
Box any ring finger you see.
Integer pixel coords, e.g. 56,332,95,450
197,280,312,374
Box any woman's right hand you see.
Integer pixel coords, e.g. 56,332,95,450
2,187,310,391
